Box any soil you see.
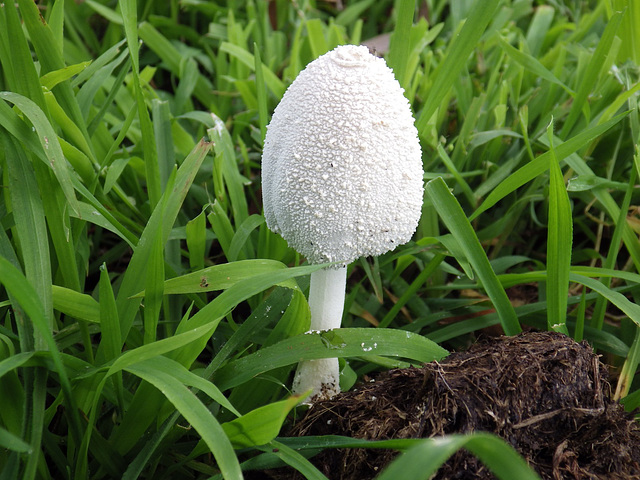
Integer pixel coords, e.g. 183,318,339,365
260,332,640,479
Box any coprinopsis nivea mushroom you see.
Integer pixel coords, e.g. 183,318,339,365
261,44,424,402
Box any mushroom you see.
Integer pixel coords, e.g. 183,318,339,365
261,45,424,402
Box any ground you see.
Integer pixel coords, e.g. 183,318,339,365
261,332,640,479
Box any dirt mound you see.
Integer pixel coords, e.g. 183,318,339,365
273,332,640,479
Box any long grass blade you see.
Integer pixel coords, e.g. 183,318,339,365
425,177,521,335
545,122,572,334
124,359,244,480
377,433,540,480
0,93,80,216
214,328,448,391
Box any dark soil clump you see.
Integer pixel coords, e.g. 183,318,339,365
272,332,640,479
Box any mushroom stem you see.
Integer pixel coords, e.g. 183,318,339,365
292,265,347,401
308,265,347,331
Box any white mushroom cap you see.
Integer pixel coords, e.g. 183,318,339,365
262,44,424,265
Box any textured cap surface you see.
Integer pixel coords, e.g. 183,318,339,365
262,44,424,264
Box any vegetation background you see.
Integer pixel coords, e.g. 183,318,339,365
0,0,639,478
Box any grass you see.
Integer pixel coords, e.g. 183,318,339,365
0,0,639,478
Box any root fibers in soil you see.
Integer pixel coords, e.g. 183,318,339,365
267,332,640,479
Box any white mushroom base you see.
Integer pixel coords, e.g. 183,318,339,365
292,266,347,403
292,357,340,403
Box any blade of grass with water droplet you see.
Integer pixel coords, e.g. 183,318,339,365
214,328,448,391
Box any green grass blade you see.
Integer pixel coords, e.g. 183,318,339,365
378,433,540,480
109,139,211,353
151,99,175,191
545,122,571,334
254,42,268,143
228,214,264,262
103,324,217,377
379,254,445,328
124,359,243,480
173,264,323,336
127,355,240,416
209,200,235,257
591,162,638,330
0,256,83,446
72,201,136,248
615,327,640,400
98,264,121,362
17,0,92,147
0,352,34,380
186,209,207,271
306,18,328,59
98,262,125,411
425,177,521,335
615,0,640,63
387,0,415,89
208,122,249,226
222,395,301,448
498,36,573,95
133,259,292,297
0,1,48,110
525,5,555,56
44,99,95,179
560,11,624,137
143,215,164,344
204,287,300,377
120,0,161,208
52,285,100,323
471,112,628,220
437,144,475,207
0,426,31,454
1,133,52,335
547,134,640,272
569,273,640,327
220,42,286,98
108,266,322,454
0,92,80,216
85,0,122,24
40,62,92,92
415,0,500,135
138,22,217,110
257,440,328,480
